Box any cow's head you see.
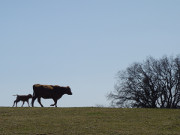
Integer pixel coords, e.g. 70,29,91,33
66,86,72,95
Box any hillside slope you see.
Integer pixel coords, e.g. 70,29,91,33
0,107,180,135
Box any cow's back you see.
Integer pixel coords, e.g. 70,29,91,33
33,84,54,98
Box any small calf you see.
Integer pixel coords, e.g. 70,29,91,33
12,94,32,107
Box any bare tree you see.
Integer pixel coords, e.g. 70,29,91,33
108,55,180,108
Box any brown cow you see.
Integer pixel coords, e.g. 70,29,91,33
31,84,72,107
12,94,32,107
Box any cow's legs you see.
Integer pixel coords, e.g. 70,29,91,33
21,101,25,107
51,98,57,107
32,96,37,107
37,97,44,107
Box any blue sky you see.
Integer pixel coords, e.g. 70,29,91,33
0,1,180,107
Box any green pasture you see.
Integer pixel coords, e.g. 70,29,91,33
0,107,180,135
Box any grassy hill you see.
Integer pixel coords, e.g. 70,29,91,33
0,107,180,135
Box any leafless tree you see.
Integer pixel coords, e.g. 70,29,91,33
108,55,180,108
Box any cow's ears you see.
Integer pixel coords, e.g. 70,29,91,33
67,86,70,88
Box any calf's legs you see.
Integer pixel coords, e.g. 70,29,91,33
21,101,25,107
21,101,30,107
12,100,19,107
13,98,31,107
27,100,30,107
12,101,17,107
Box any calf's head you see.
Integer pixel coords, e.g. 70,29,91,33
28,94,33,98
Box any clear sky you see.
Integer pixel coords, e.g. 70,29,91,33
0,0,180,107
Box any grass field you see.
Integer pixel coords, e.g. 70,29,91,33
0,107,180,135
